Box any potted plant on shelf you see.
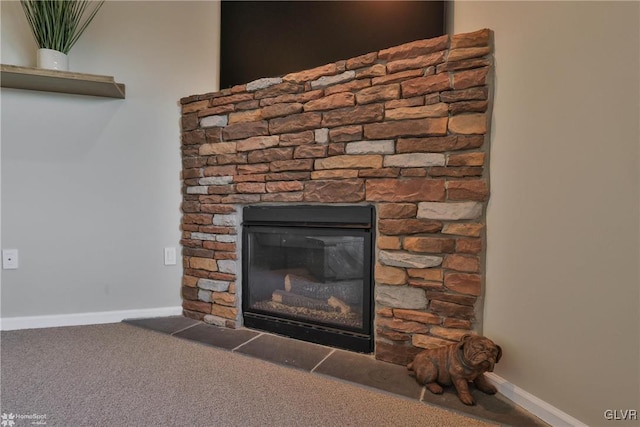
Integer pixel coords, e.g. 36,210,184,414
20,0,105,71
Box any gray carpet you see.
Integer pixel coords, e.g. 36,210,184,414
1,323,496,427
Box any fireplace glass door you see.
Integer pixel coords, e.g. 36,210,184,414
242,205,374,352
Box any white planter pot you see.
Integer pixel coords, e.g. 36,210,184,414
37,48,68,71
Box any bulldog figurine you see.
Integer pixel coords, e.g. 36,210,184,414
407,334,502,405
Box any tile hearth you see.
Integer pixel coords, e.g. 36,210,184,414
124,316,547,427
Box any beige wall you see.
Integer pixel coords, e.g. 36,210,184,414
1,1,220,317
451,2,639,425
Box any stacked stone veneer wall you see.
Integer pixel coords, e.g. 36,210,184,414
179,29,493,365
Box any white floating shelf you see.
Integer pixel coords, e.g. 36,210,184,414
1,64,125,99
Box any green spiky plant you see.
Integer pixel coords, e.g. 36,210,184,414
21,0,105,55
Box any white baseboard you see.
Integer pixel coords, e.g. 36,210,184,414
484,372,587,427
0,306,183,331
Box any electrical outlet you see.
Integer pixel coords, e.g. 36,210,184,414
2,249,19,269
164,247,177,266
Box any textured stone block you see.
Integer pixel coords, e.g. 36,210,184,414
355,63,386,78
270,159,313,172
213,292,236,306
355,84,400,104
417,202,483,220
375,263,407,285
303,179,365,202
345,140,394,155
444,272,481,296
261,192,304,202
269,112,322,134
311,169,358,180
429,300,475,320
379,251,442,268
377,236,401,250
386,51,445,74
200,115,228,128
217,259,237,274
265,181,304,193
311,70,356,89
364,117,447,139
451,28,490,49
443,254,480,273
236,182,266,194
248,147,293,163
246,77,283,91
447,46,491,62
440,86,488,103
378,203,417,219
236,136,279,152
377,317,428,333
304,92,355,111
403,237,455,254
396,135,483,153
197,289,212,303
452,67,489,90
315,155,383,170
324,79,371,97
393,309,440,325
279,131,315,146
182,300,212,314
407,268,443,282
189,257,218,272
199,142,237,156
378,35,449,61
314,128,329,143
376,285,427,309
211,304,238,320
254,82,302,99
284,63,337,83
210,93,253,107
229,109,263,124
447,179,488,201
329,126,363,142
182,100,209,114
261,102,304,120
373,69,423,86
365,178,445,202
203,314,227,327
448,152,485,166
378,219,442,235
212,214,237,227
346,51,378,69
401,73,451,97
383,153,445,168
456,238,482,254
222,121,269,140
322,105,384,127
386,103,448,121
294,145,327,159
448,113,487,135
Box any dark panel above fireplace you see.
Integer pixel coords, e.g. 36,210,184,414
220,1,446,89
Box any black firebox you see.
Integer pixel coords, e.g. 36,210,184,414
242,205,374,353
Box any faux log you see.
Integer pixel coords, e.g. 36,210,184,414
284,273,362,305
272,290,335,312
328,296,351,314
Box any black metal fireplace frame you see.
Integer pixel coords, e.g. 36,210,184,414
242,205,375,353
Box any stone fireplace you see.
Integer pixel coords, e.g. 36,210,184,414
179,29,492,365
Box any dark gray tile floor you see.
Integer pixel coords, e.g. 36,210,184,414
123,316,548,427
